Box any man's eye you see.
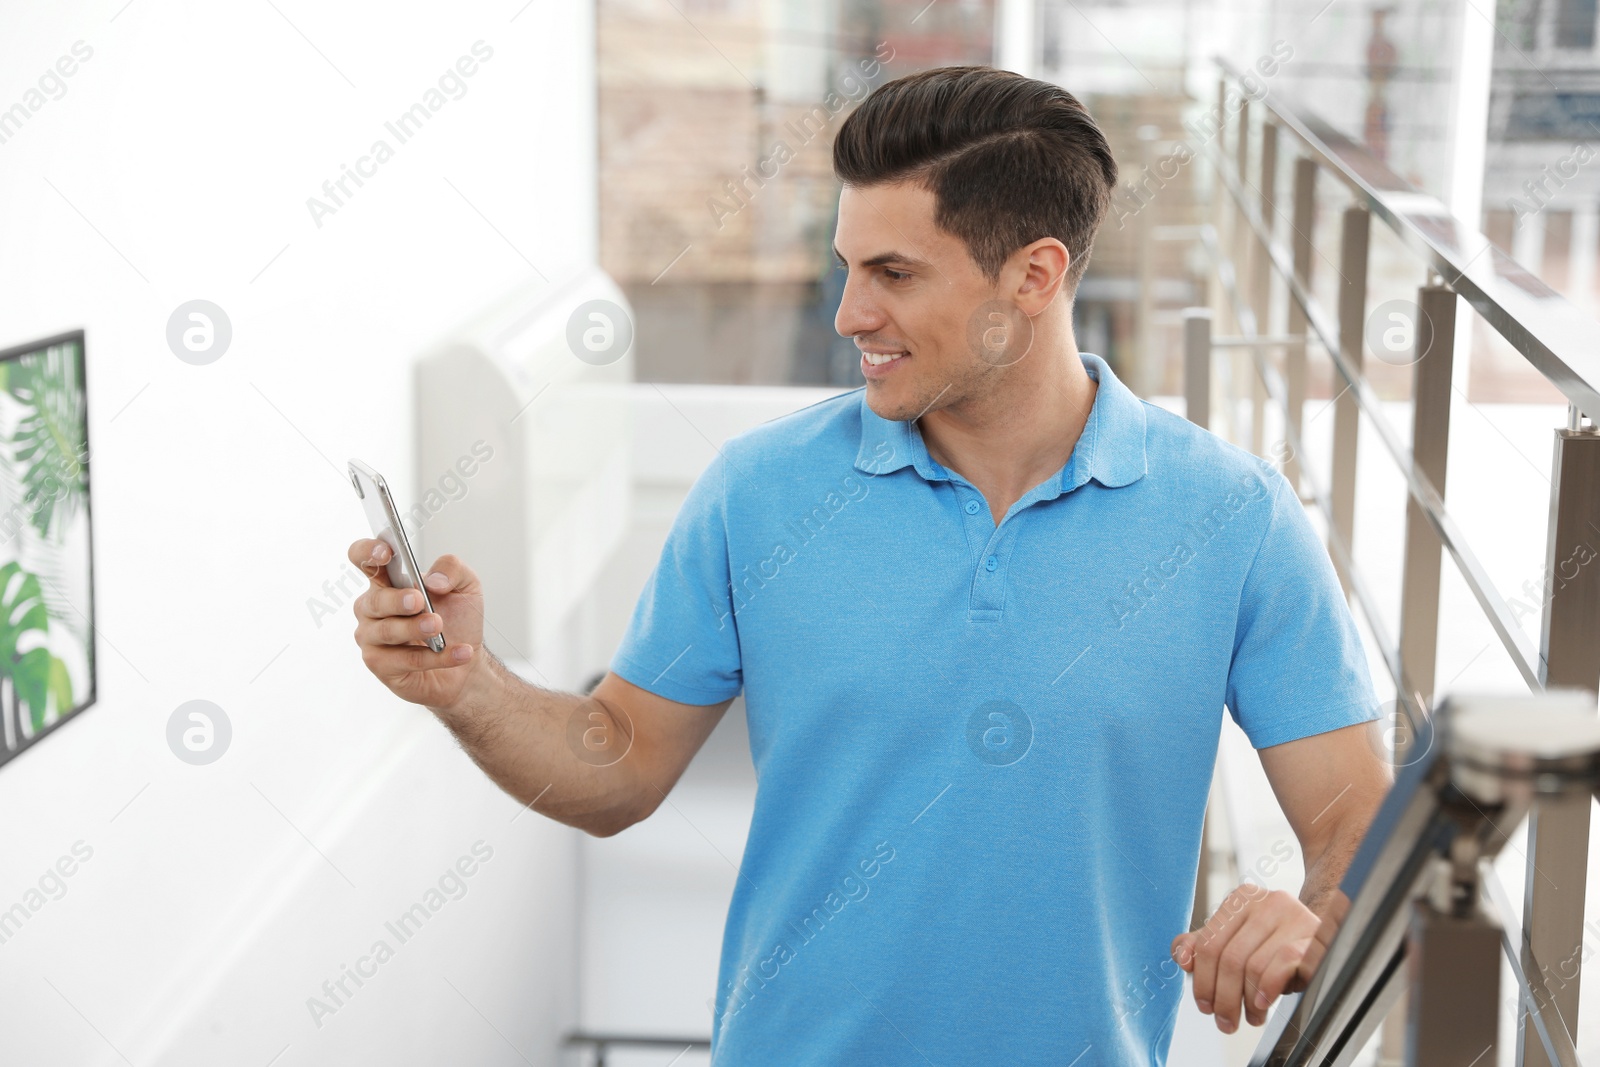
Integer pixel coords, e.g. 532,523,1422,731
883,268,910,281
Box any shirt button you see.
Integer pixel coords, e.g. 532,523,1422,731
964,500,982,515
984,554,998,571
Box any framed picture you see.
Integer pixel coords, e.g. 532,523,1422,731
0,330,95,767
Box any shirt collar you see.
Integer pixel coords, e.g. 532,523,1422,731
853,352,1149,494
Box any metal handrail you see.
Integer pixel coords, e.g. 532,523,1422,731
1242,693,1599,1067
1217,56,1600,422
1194,223,1421,729
1197,110,1546,691
1179,57,1600,1065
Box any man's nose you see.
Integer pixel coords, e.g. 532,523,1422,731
834,274,884,339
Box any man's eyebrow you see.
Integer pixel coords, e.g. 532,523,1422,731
832,245,927,269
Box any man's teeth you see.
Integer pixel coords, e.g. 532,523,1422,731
864,351,907,366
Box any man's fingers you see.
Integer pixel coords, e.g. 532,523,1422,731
1190,884,1267,1012
358,612,443,648
349,537,392,577
1190,924,1238,1012
1248,934,1315,1023
422,553,479,596
1285,893,1345,996
1210,917,1273,1033
1287,924,1332,995
357,584,429,621
1183,886,1332,1031
361,641,473,678
1171,932,1197,971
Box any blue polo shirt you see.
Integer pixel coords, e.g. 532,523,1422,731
609,352,1380,1066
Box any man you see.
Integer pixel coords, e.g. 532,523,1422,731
350,66,1393,1064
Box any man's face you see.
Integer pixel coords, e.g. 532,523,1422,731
833,182,1008,422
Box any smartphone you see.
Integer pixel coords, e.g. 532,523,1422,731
348,459,446,653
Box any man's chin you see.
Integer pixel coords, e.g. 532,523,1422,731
863,388,926,424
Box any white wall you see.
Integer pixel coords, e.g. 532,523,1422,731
0,0,594,1064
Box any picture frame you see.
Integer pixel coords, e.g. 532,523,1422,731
0,329,96,768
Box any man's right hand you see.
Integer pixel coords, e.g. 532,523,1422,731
347,539,738,837
349,539,486,711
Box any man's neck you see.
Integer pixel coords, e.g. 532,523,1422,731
917,348,1098,521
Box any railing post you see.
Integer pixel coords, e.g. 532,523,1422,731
1228,92,1254,303
1185,303,1214,935
1407,902,1502,1067
1248,121,1277,459
1384,300,1464,1067
1284,158,1317,493
1517,413,1600,1067
1212,76,1229,343
1234,97,1251,290
1328,204,1369,599
1234,94,1249,173
1396,282,1456,757
1215,75,1228,208
1252,122,1278,332
1184,307,1213,430
1135,125,1159,398
1233,101,1257,456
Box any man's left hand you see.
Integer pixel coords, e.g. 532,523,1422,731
1169,884,1346,1033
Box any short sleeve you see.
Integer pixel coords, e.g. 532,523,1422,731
608,452,744,706
1225,467,1380,748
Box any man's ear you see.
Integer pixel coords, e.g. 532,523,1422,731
1010,238,1071,316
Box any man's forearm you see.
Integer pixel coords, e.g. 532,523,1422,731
1298,815,1372,917
427,651,646,836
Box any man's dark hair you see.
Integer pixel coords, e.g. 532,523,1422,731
833,65,1118,293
